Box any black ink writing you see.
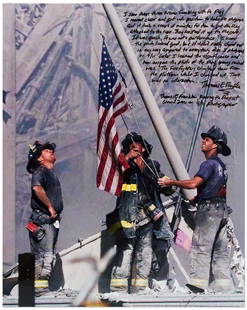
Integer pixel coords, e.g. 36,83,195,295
122,6,244,108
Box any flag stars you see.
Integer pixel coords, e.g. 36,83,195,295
99,44,123,109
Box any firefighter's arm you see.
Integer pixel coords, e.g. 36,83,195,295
32,185,57,218
158,176,204,189
158,176,175,195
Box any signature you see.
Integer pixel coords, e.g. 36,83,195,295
201,81,240,91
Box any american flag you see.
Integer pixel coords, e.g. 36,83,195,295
96,40,129,196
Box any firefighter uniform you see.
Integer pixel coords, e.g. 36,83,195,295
189,157,234,292
26,142,63,296
108,154,174,293
188,126,234,292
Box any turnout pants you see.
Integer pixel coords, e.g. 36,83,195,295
189,201,234,292
29,223,59,291
151,238,170,281
110,223,153,293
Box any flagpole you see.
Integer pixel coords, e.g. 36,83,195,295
102,4,196,200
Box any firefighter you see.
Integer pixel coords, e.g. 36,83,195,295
26,141,63,296
107,132,174,294
158,125,235,293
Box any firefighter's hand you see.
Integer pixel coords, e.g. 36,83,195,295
158,176,173,187
125,148,141,161
48,205,57,218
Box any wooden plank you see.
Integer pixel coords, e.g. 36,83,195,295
16,4,74,93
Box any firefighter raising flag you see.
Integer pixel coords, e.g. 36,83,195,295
96,40,129,196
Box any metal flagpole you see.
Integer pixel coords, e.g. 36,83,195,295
171,36,222,232
102,3,196,201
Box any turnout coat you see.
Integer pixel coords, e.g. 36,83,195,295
106,159,174,242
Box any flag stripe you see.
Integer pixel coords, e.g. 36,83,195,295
97,81,125,149
97,108,108,151
97,93,127,152
105,158,117,192
97,108,125,187
113,93,126,109
104,133,120,192
97,105,128,184
97,41,129,196
112,82,121,98
97,104,128,171
97,113,118,186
